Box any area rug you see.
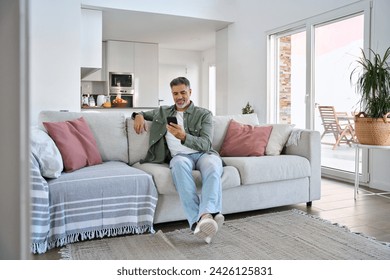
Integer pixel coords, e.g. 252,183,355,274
60,209,390,260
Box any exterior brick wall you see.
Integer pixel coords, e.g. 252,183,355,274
279,36,291,124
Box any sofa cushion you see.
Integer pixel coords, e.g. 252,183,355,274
222,155,310,185
30,126,63,178
263,124,294,155
43,117,102,172
39,111,128,163
212,113,260,152
133,162,241,195
220,120,272,157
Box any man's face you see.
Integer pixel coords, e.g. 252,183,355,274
171,84,191,111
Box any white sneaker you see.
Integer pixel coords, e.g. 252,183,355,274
214,213,225,231
194,214,218,244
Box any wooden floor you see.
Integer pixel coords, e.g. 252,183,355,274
33,177,390,260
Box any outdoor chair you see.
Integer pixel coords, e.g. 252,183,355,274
318,105,356,149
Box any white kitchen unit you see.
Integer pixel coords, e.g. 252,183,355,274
134,42,159,107
106,40,135,73
80,8,102,78
106,40,159,107
82,42,106,81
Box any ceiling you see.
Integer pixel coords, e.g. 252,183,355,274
101,8,232,51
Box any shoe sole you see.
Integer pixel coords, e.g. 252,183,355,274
194,218,218,243
204,216,224,243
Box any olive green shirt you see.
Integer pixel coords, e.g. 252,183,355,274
140,102,217,163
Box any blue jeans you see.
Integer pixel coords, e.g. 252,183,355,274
169,152,223,229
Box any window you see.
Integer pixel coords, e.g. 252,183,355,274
209,65,216,115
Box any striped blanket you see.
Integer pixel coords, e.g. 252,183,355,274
30,154,158,254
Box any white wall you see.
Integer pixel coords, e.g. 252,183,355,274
367,0,390,191
29,0,81,125
159,48,202,106
0,0,30,259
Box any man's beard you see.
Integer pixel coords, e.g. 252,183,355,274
175,99,189,109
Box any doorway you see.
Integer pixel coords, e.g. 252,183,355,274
268,2,371,182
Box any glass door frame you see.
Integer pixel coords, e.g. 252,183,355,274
267,1,372,184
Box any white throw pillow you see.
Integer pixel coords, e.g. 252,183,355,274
264,124,294,155
30,126,63,178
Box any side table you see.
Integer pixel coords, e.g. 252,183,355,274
354,143,390,200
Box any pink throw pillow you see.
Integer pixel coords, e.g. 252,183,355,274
43,117,102,172
220,120,273,157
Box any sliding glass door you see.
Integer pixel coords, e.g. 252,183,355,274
313,15,364,175
268,2,371,182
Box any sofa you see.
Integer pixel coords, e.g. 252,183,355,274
30,110,321,253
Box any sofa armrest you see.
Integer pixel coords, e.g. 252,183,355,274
284,129,321,201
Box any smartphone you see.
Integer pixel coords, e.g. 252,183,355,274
167,116,178,125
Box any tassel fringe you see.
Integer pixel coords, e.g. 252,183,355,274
31,224,155,254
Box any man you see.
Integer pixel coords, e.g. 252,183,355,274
132,77,224,243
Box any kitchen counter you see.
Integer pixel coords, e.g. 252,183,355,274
81,106,158,110
81,106,158,117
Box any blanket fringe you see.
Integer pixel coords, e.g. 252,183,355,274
31,224,155,255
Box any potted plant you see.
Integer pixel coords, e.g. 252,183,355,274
350,46,390,145
242,102,254,114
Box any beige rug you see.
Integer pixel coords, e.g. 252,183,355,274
60,210,390,260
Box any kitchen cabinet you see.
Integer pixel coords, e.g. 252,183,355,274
82,42,106,81
106,41,134,73
134,42,159,107
80,9,102,78
106,40,158,107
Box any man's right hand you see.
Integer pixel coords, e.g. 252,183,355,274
133,114,147,134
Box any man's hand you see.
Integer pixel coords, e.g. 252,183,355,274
133,114,147,134
166,123,186,142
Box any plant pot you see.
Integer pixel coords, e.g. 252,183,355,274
354,112,390,145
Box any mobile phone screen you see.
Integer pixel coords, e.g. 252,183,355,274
167,116,178,125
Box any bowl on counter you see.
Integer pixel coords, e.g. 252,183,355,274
112,102,128,108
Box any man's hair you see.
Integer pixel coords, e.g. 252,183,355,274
170,77,190,89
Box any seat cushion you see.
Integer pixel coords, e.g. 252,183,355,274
222,155,311,185
132,162,241,195
44,161,158,249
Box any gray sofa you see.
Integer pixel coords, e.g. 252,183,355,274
32,110,321,253
127,113,321,224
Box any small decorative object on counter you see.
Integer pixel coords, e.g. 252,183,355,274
82,95,89,108
88,95,96,107
103,96,111,108
112,94,128,108
96,95,105,107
